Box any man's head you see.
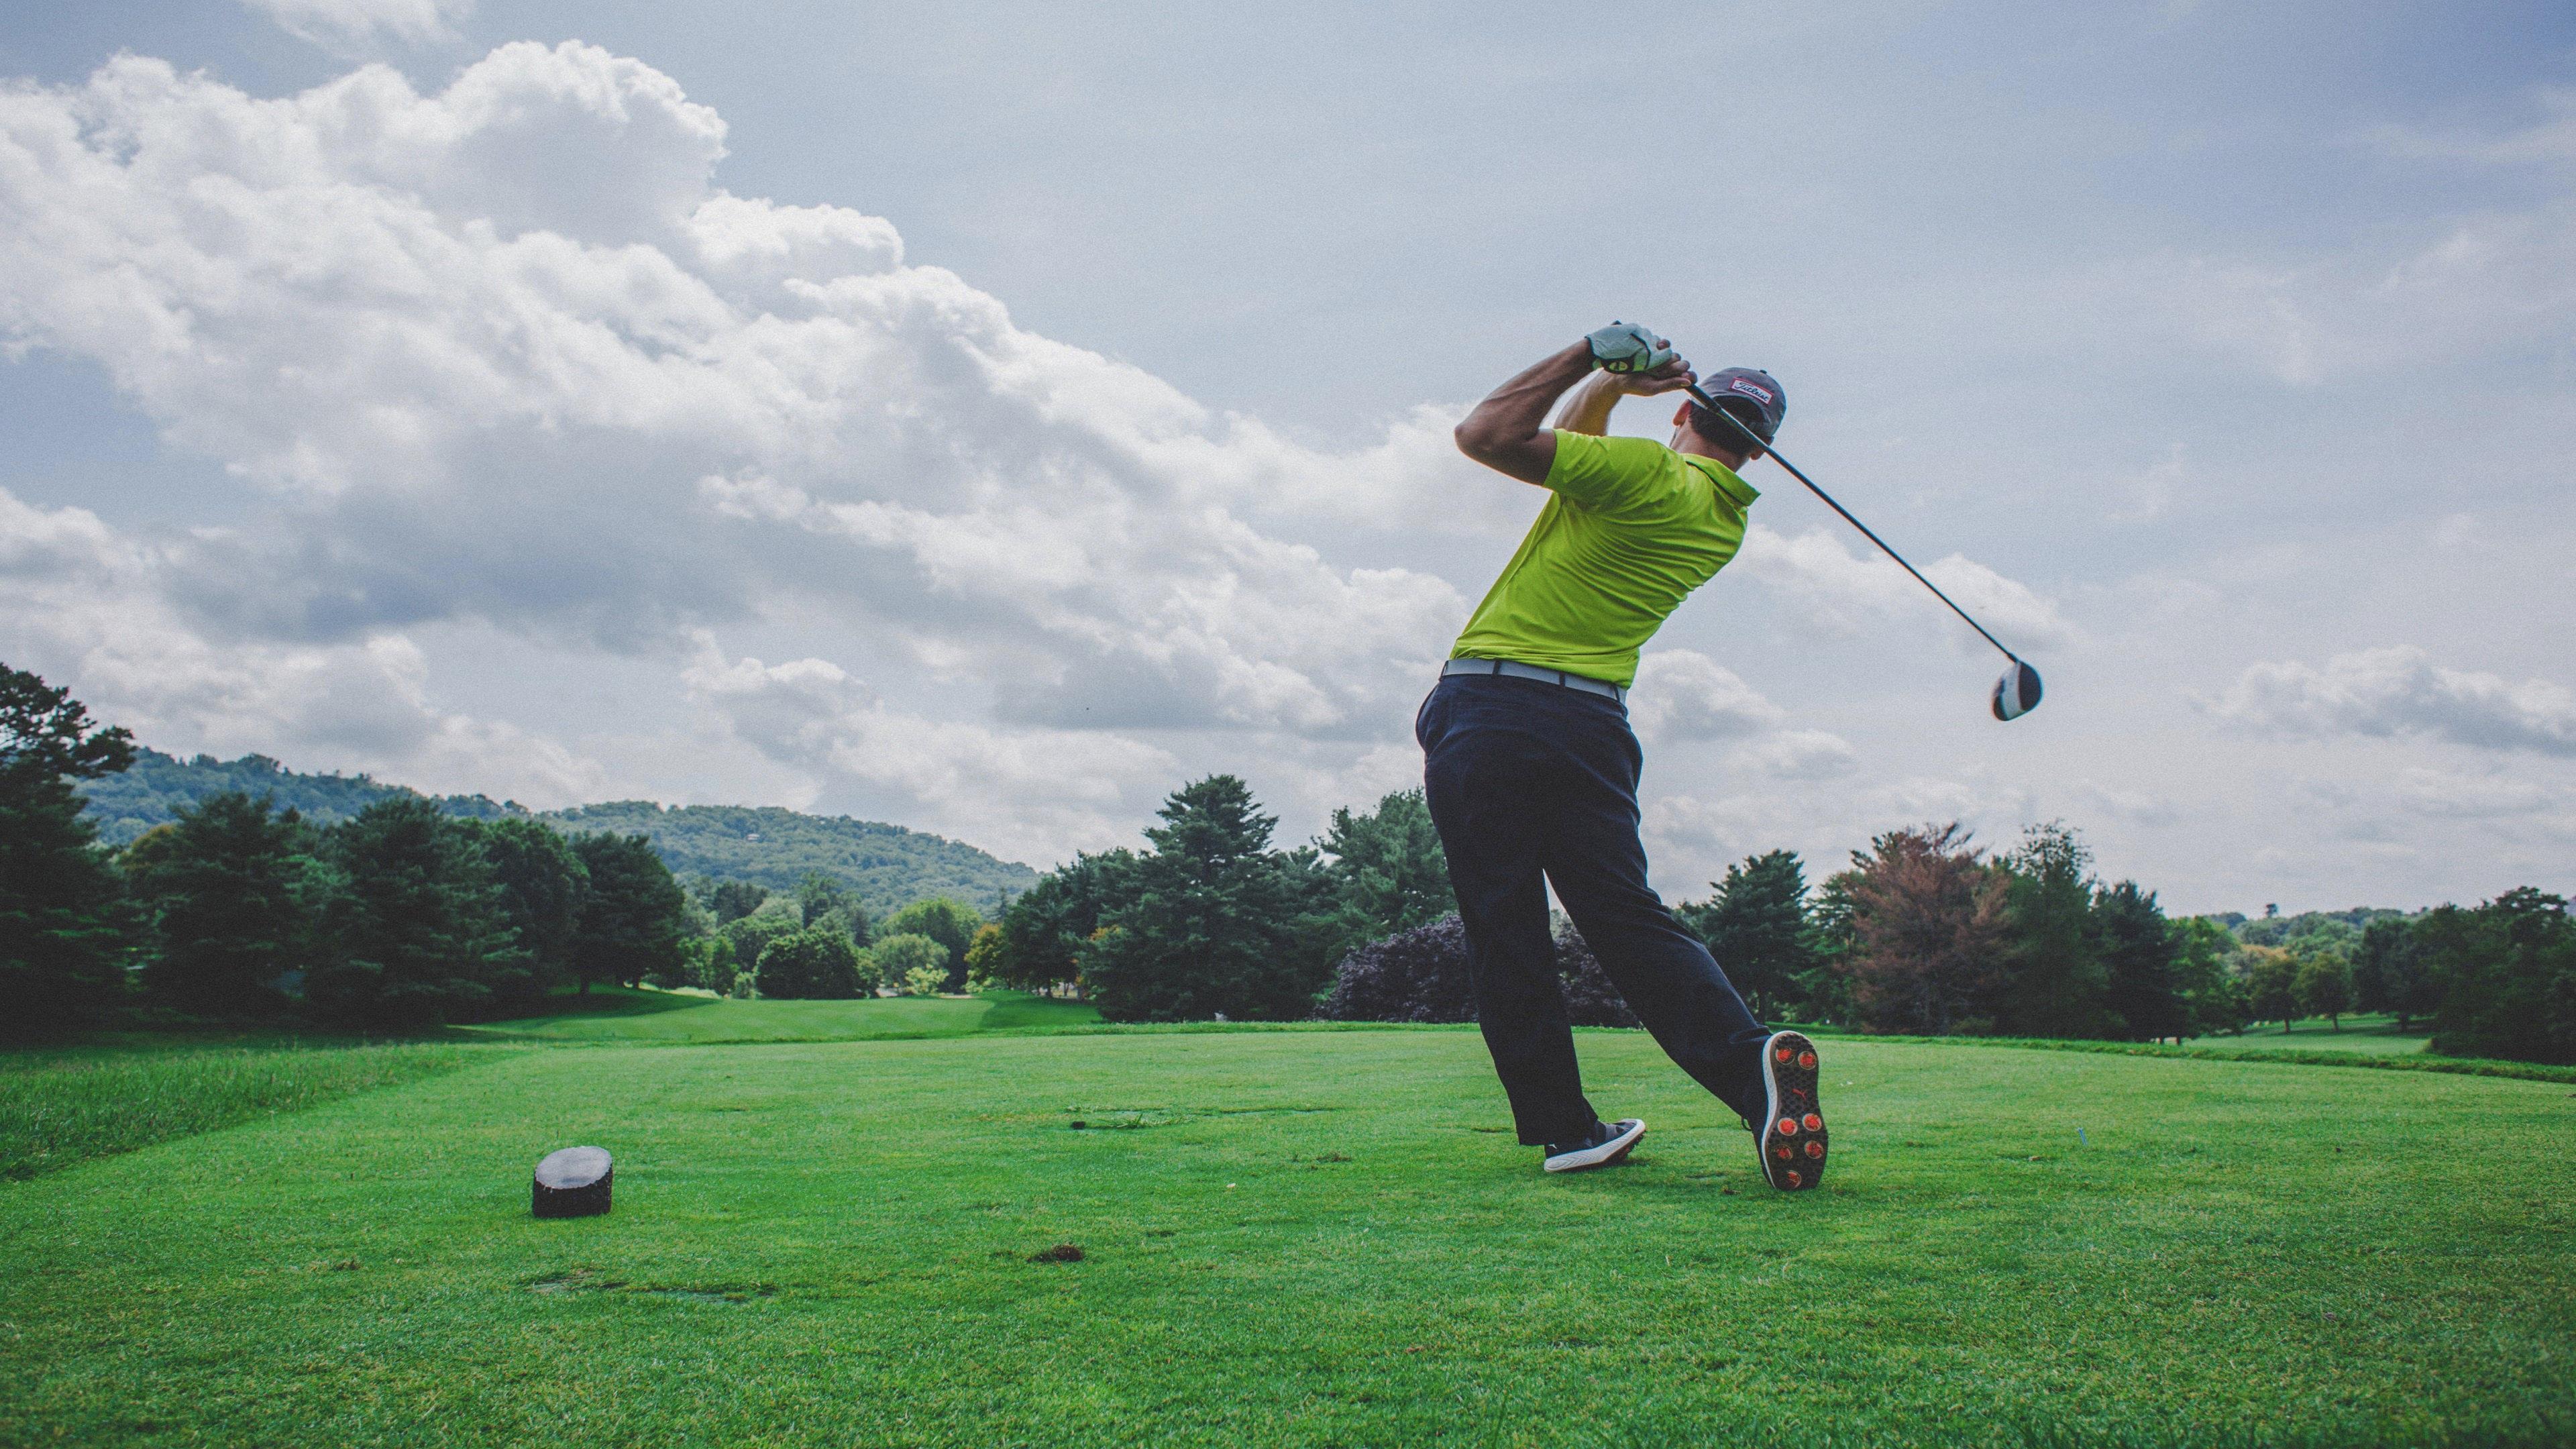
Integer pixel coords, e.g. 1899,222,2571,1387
1670,367,1786,469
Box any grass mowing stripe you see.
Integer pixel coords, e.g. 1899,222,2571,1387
0,1041,494,1181
1830,1032,2576,1085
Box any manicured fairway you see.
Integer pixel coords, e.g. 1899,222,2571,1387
4,1029,2571,1448
2184,1025,2433,1055
463,987,1104,1042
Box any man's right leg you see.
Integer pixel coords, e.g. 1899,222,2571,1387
1418,680,1599,1147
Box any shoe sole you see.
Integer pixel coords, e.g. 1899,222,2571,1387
1757,1032,1827,1191
1544,1118,1646,1173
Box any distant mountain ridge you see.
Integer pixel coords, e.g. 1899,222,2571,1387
78,749,1038,914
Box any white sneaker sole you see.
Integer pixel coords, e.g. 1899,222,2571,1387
1544,1117,1646,1173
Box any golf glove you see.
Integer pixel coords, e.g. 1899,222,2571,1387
1586,321,1674,375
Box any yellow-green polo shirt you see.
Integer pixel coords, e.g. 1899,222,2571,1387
1448,430,1759,690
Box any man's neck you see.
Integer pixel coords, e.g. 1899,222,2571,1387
1669,427,1752,472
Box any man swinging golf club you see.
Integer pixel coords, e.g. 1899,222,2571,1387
1424,321,1825,1189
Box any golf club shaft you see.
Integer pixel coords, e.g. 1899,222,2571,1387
1684,382,2023,665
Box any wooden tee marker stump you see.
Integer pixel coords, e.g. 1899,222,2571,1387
532,1146,613,1218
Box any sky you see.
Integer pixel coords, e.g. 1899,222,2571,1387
2,0,2571,914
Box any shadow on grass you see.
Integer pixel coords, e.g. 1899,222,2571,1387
479,984,721,1025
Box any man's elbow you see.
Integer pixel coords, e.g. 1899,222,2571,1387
1454,417,1505,465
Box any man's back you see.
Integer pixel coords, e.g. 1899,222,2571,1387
1450,431,1759,688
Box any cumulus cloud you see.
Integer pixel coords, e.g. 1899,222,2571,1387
680,636,1177,861
0,488,603,805
241,0,472,50
1729,524,2080,653
2211,646,2576,756
0,40,2061,865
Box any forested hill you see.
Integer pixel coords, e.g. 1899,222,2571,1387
79,751,517,844
543,801,1035,913
78,749,1038,914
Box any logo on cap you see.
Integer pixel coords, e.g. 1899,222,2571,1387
1729,378,1775,404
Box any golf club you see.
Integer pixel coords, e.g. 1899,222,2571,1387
1682,381,2045,721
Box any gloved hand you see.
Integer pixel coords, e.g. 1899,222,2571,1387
1586,321,1676,375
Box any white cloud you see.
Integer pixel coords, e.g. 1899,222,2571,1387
0,488,602,806
2211,646,2576,756
0,46,1473,799
1729,524,2080,653
2365,88,2576,170
241,0,472,50
0,38,2146,875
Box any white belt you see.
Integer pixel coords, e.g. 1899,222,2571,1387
1440,657,1627,703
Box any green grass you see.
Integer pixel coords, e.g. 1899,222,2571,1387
0,1039,489,1181
5,1027,2572,1446
461,987,1102,1042
2186,1015,2434,1055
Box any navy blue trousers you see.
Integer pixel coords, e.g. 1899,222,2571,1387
1417,674,1771,1145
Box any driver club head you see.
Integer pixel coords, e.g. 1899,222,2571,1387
1992,660,2043,722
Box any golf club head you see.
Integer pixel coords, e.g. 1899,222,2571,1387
1992,660,2043,722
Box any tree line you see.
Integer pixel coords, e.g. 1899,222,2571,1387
3,665,991,1038
11,661,2569,1064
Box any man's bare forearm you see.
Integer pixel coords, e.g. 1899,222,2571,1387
1551,370,1630,437
1452,341,1596,485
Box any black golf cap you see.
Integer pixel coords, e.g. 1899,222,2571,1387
1693,366,1787,443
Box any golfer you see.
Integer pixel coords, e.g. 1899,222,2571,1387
1424,321,1825,1190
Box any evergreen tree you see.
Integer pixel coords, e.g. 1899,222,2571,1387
570,832,692,992
706,879,769,924
461,817,589,1002
2094,880,2187,1042
1083,775,1338,1022
1799,873,1862,1026
991,850,1138,996
1999,822,2116,1038
755,927,868,999
882,896,983,989
2422,890,2575,1065
1676,850,1817,1023
0,664,135,1039
1317,788,1453,943
126,792,321,1017
309,796,525,1026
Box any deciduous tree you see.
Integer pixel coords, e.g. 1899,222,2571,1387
2295,949,2353,1031
2243,945,2301,1032
869,932,947,996
1839,824,2010,1036
883,897,982,989
755,927,867,1000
